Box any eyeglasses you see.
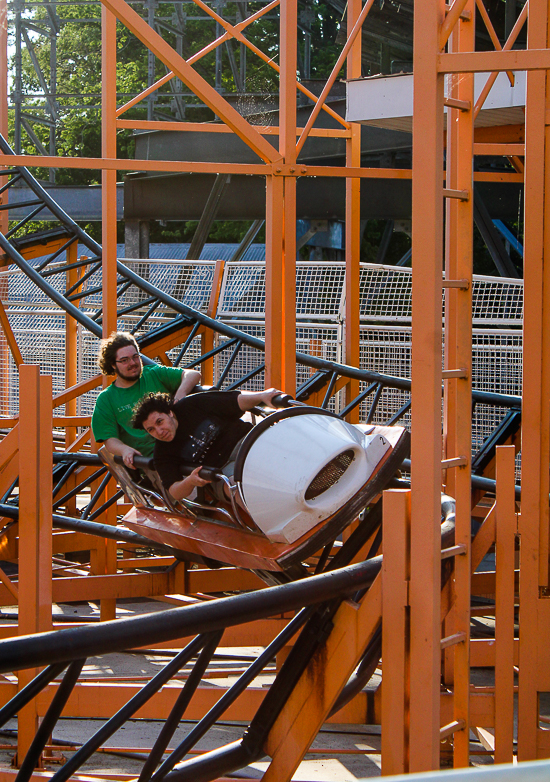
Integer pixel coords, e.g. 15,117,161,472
115,353,140,366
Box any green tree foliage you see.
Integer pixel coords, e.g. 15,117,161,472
12,1,344,243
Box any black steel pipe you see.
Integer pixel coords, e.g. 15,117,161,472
0,558,383,674
52,452,102,465
151,607,313,782
50,635,207,782
0,663,66,730
140,632,223,782
161,740,255,782
16,660,85,782
0,503,190,562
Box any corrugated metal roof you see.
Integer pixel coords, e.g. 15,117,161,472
119,243,266,261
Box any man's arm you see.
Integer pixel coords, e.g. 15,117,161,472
103,437,141,469
173,369,202,402
237,388,282,412
168,466,211,501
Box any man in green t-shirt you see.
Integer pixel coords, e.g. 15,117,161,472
91,332,201,469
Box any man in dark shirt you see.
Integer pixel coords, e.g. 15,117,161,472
131,388,280,501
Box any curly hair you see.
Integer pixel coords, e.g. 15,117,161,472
132,392,174,430
98,332,139,375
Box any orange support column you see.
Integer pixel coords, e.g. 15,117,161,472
409,0,445,770
344,0,362,422
100,5,119,622
381,488,410,775
0,0,10,415
17,365,52,764
265,174,285,390
494,445,516,763
271,0,297,396
443,1,474,766
201,259,225,384
519,0,550,760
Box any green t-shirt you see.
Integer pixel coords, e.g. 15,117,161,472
91,364,183,457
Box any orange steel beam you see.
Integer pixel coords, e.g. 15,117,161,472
115,0,349,131
264,175,285,390
381,489,410,775
474,0,515,85
444,1,474,764
437,47,550,73
115,0,281,117
100,5,120,624
115,121,352,138
296,0,376,155
0,298,23,367
17,367,52,764
0,155,524,184
278,0,297,396
472,3,529,119
439,0,471,51
1,154,269,175
100,0,280,164
494,446,516,764
518,0,550,760
344,0,362,423
409,0,445,770
261,575,382,781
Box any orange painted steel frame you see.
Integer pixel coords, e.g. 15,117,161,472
0,0,547,775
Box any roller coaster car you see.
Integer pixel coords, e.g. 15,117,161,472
100,400,410,575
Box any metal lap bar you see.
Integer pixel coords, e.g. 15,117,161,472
321,371,338,409
366,382,384,423
0,663,66,729
50,635,208,782
214,339,244,388
52,467,107,511
138,631,223,782
150,608,314,781
16,659,85,782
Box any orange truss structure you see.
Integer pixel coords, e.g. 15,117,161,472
0,0,549,775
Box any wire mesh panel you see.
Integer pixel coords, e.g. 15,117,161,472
218,262,347,320
359,265,413,322
0,256,525,459
471,329,523,454
471,277,523,324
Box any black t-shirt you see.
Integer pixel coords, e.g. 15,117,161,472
153,390,252,489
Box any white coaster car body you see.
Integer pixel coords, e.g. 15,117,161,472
239,414,393,543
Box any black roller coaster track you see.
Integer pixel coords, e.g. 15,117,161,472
0,133,522,525
0,499,458,782
0,138,521,778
